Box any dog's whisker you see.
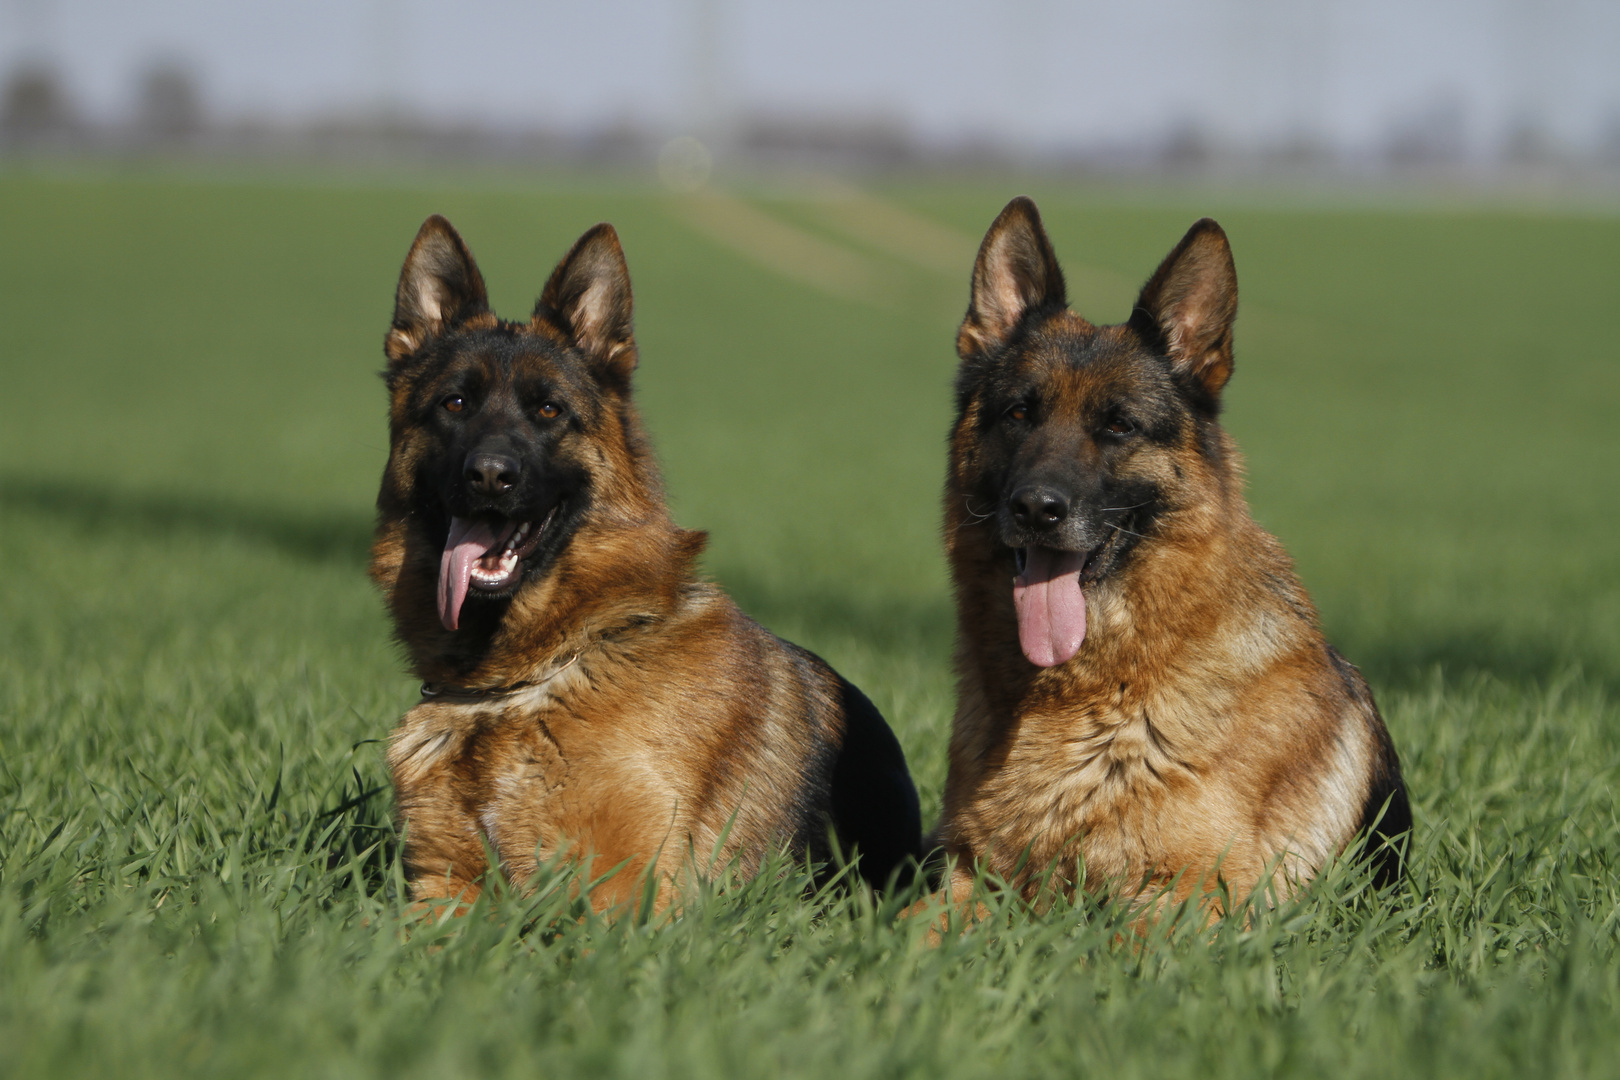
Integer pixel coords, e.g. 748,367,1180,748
1104,521,1146,539
962,497,996,523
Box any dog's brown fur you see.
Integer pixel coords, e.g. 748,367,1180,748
372,217,919,910
932,198,1408,911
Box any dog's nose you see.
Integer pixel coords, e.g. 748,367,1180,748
465,453,521,495
1009,485,1070,529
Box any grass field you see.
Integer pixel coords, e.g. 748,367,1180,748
2,167,1618,1078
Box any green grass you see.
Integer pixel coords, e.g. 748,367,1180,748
1,167,1618,1078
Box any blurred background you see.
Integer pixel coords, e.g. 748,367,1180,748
1,0,1617,810
4,0,1620,181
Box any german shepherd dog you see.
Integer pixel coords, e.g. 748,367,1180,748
372,216,920,908
932,198,1409,911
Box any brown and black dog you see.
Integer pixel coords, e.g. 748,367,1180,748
372,216,920,909
932,197,1408,912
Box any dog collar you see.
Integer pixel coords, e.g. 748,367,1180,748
418,652,580,704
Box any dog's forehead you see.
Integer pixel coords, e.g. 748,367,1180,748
429,327,588,388
1011,322,1167,406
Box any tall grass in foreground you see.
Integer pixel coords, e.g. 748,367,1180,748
2,498,1618,1078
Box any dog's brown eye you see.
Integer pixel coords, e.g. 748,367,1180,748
442,396,465,413
538,403,561,419
1107,417,1135,435
1007,405,1029,422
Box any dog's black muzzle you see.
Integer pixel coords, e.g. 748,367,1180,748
999,477,1104,552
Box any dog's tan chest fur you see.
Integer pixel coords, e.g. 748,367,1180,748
389,664,720,907
949,659,1215,889
944,647,1367,902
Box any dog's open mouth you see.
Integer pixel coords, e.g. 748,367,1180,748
437,507,556,631
1012,539,1112,669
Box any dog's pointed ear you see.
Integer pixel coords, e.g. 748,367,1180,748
386,215,489,362
533,223,637,389
958,196,1068,360
1132,218,1238,401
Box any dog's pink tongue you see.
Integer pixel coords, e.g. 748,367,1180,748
438,517,503,631
1013,547,1088,668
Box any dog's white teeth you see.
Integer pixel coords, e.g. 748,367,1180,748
472,559,516,584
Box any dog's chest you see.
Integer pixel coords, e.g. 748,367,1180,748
484,704,679,855
393,694,677,878
472,712,574,861
972,681,1233,877
1026,693,1190,804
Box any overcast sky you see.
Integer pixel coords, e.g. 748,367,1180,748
4,0,1618,158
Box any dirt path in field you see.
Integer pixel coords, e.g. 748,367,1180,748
668,179,1142,313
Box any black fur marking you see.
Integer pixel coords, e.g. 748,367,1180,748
767,642,921,892
1327,645,1412,887
824,669,923,890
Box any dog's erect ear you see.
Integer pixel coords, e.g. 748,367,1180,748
386,216,489,362
958,196,1068,360
534,223,637,389
1132,218,1238,402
